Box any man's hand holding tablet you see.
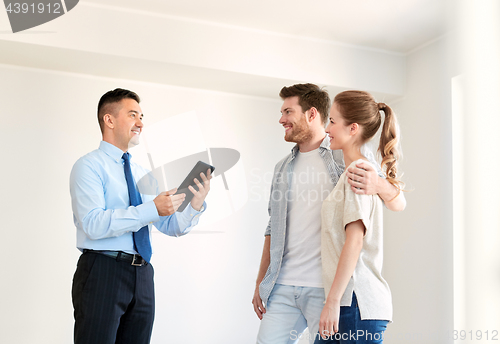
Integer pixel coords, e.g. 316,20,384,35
189,168,212,211
153,188,186,216
174,161,215,212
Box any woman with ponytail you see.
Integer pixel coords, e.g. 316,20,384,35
315,90,403,343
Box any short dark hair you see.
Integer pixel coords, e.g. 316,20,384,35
97,88,141,133
279,83,330,124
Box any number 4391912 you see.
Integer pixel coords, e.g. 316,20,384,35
5,3,62,14
453,330,498,341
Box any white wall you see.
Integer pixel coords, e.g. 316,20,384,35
0,2,405,100
456,0,500,336
383,36,457,343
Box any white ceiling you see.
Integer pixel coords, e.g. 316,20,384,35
86,0,452,53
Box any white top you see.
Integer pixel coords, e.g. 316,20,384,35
276,148,335,288
321,159,392,321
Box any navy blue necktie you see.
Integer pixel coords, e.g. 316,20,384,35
122,152,152,262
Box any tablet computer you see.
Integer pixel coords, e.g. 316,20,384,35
174,160,215,212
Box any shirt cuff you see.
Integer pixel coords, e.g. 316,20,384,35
137,201,160,225
177,202,206,223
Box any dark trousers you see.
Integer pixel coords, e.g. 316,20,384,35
72,251,155,344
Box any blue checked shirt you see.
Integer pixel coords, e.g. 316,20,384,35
259,136,383,304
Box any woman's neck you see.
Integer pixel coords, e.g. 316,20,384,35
342,145,366,167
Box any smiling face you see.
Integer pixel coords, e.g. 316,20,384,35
326,102,355,150
279,96,313,144
105,98,144,152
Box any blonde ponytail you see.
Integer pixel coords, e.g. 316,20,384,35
377,103,403,189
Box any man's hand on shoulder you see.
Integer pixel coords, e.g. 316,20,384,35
189,169,212,211
154,188,186,216
347,161,406,211
346,161,379,195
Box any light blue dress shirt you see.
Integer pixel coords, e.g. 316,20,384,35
70,141,205,255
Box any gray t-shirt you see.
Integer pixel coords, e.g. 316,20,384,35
321,159,392,321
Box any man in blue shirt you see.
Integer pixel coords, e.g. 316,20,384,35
70,88,211,344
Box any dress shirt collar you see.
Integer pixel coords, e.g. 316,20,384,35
290,135,331,158
99,141,128,163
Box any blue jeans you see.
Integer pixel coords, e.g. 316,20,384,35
257,284,325,344
314,293,389,344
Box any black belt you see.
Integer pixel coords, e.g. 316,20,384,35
84,249,148,266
